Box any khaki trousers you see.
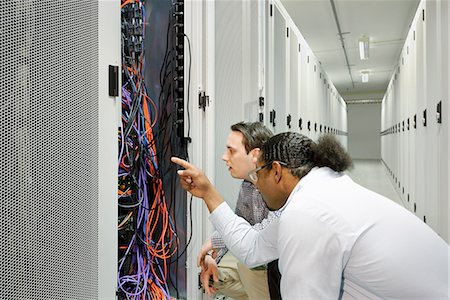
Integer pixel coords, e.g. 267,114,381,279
212,252,271,300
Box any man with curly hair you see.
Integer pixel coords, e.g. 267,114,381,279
173,132,447,300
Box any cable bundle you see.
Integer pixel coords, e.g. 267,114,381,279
118,0,182,298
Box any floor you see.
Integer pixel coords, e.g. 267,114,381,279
345,159,404,207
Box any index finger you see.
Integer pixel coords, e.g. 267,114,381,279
171,157,192,169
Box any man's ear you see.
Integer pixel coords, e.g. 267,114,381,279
249,148,260,164
273,161,283,183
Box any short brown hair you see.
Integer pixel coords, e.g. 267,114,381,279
231,122,273,153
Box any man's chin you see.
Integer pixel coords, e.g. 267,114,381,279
264,201,278,211
229,172,239,179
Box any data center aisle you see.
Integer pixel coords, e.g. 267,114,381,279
346,159,404,207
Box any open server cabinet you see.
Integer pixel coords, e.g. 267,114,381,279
0,1,120,299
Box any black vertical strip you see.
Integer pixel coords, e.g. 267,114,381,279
422,9,425,21
437,101,442,124
423,109,427,126
270,4,273,17
287,27,289,38
108,65,119,96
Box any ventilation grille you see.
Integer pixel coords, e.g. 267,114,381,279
0,1,99,299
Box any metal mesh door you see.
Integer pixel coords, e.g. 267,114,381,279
0,1,99,299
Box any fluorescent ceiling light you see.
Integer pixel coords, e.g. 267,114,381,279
359,36,369,60
361,71,369,83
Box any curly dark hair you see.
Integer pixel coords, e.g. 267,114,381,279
231,122,273,153
313,134,353,172
260,132,352,179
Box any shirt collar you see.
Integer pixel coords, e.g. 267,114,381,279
277,167,340,213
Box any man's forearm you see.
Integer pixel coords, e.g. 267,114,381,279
203,188,224,213
209,202,278,267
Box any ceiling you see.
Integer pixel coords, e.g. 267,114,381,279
281,0,420,102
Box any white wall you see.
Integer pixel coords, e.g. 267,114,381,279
348,103,381,159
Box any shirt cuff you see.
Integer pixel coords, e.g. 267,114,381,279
214,247,228,264
211,231,226,249
209,202,236,234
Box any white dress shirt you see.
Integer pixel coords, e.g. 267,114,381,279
209,167,448,300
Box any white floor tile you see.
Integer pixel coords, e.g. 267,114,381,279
345,159,405,207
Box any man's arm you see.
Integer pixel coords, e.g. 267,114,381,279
197,236,227,269
200,255,219,297
209,181,268,264
171,157,224,212
210,230,226,249
209,202,278,268
200,211,279,266
210,231,228,263
172,157,279,267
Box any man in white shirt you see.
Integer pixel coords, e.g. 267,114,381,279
172,132,448,299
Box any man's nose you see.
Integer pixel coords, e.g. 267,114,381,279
222,152,227,161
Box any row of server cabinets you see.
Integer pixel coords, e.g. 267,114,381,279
182,1,350,297
266,0,348,147
212,0,348,210
381,0,449,241
213,0,347,149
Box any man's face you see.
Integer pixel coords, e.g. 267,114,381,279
222,131,255,180
253,159,286,211
253,160,277,210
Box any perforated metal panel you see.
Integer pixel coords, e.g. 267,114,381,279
0,1,99,299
